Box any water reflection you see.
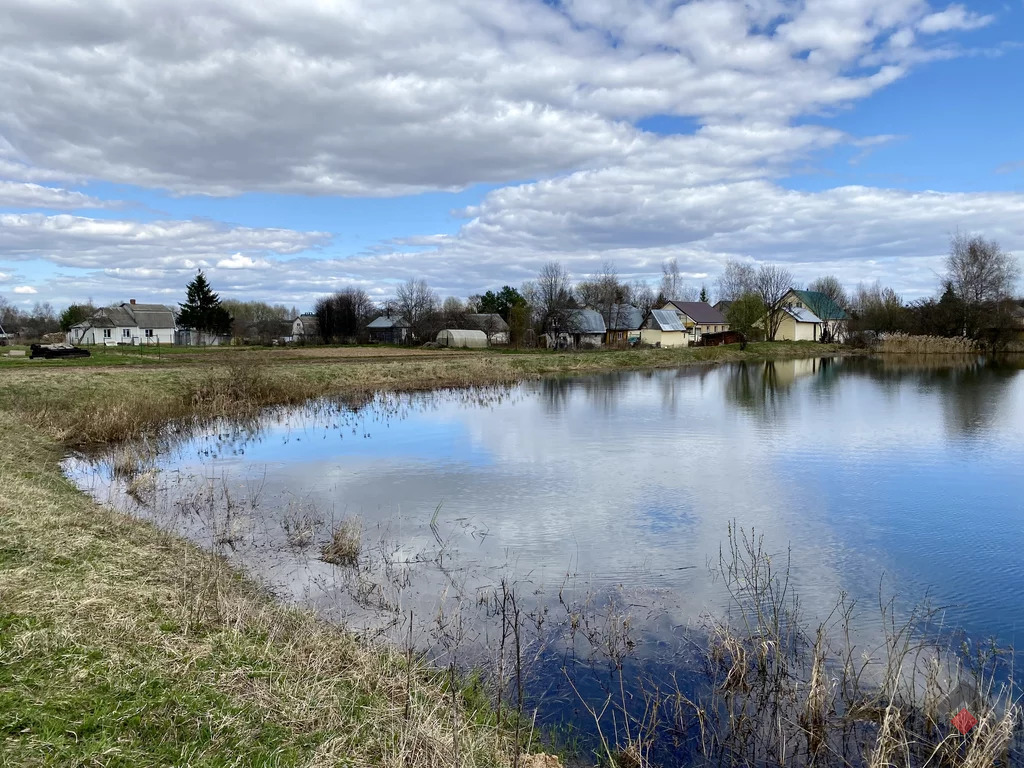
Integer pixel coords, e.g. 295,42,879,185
64,356,1024,755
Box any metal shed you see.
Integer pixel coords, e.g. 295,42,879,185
436,329,488,348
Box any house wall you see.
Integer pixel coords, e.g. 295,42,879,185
640,328,688,348
369,327,408,344
776,315,819,341
72,326,174,345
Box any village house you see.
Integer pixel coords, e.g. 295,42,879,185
640,309,688,347
775,305,823,341
661,301,729,344
463,313,510,345
545,309,606,349
366,314,411,344
781,289,849,342
291,313,319,341
603,304,644,347
67,300,176,345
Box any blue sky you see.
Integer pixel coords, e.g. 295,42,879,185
1,0,1022,310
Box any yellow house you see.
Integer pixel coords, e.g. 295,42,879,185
640,309,689,347
781,289,849,342
775,305,823,341
661,301,729,344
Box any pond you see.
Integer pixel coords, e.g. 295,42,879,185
66,355,1024,762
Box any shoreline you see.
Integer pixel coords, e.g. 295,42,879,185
0,342,899,767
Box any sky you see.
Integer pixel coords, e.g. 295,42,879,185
1,0,1022,311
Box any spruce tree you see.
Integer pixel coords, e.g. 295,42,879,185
178,271,232,335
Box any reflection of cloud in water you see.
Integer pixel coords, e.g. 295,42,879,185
65,357,1024,659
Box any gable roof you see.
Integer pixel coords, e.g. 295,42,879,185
564,308,606,334
605,304,644,331
74,303,176,329
664,301,727,325
129,304,177,329
647,309,687,332
464,313,509,333
367,314,410,329
782,305,822,324
788,289,849,320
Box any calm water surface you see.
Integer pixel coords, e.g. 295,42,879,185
67,355,1024,707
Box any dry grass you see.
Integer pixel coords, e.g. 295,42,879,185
0,341,851,766
321,518,362,567
877,333,979,355
0,415,527,767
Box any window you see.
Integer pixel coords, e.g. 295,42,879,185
145,329,154,338
123,329,131,338
103,329,111,338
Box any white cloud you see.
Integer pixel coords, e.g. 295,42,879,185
22,176,1024,308
216,253,271,269
0,271,10,281
0,180,113,209
0,0,995,196
0,0,1019,309
0,213,331,269
917,5,995,33
13,285,37,294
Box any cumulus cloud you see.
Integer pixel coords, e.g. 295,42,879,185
1,0,1019,308
13,285,37,294
0,0,998,196
0,180,113,209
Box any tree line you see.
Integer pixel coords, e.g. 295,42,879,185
4,233,1019,347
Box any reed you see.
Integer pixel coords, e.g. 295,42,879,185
877,333,979,354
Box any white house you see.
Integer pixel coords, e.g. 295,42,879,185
68,300,177,345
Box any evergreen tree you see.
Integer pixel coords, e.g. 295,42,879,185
59,303,96,332
699,285,709,303
178,271,232,335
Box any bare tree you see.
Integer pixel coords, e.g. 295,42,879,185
441,296,468,328
395,278,439,341
808,275,849,342
755,264,793,341
717,259,757,302
660,258,695,301
577,261,623,327
851,281,905,334
531,261,575,332
628,280,657,317
946,233,1021,336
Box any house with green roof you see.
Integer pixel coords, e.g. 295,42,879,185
782,289,849,342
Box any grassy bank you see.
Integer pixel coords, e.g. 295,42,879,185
0,342,843,766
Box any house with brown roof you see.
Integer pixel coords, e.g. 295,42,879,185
661,300,729,344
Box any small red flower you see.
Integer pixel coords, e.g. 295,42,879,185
952,708,978,735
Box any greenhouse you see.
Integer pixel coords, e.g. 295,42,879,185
435,329,488,348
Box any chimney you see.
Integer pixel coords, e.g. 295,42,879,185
130,299,136,305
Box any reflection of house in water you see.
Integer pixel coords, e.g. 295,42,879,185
768,357,832,387
724,357,838,418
